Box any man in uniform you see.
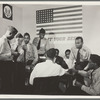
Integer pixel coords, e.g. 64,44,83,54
33,28,50,63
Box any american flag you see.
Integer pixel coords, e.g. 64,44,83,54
36,5,82,34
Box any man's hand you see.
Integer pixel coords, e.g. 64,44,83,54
68,68,78,75
11,50,20,56
22,45,27,51
75,81,83,88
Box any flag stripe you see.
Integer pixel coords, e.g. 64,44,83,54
54,12,82,17
37,20,82,27
37,26,82,31
36,31,82,34
37,20,82,26
37,22,82,28
54,18,82,22
54,15,82,20
36,29,82,33
53,5,82,10
51,31,82,34
53,7,82,12
53,13,82,18
37,24,82,30
53,9,82,14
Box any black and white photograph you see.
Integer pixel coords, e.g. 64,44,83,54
0,1,100,97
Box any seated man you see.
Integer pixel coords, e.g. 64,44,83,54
69,36,91,70
18,33,38,86
64,49,71,67
70,54,100,95
69,37,91,85
0,26,18,93
29,48,68,85
54,49,68,69
17,33,38,67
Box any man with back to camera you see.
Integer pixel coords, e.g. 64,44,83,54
33,28,50,63
0,26,18,93
29,48,68,85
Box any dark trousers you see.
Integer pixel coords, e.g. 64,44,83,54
66,86,89,95
0,61,14,93
75,61,89,84
13,62,25,93
63,75,89,95
68,61,89,94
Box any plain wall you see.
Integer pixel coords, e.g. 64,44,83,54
0,4,23,38
83,5,100,55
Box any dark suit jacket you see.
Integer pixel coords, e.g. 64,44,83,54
55,56,68,69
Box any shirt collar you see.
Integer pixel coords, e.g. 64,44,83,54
2,35,10,43
2,35,7,40
46,59,53,63
22,41,31,45
75,45,85,50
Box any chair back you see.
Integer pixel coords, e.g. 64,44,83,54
32,76,61,95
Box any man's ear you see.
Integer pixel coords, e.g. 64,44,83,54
82,42,84,45
53,57,56,63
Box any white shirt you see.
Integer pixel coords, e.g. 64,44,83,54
11,38,24,55
33,37,50,55
29,60,67,85
17,42,38,65
10,38,18,51
69,45,91,68
0,35,12,61
64,57,70,68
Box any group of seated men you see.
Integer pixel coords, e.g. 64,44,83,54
0,25,100,95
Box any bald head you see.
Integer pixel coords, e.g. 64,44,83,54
45,48,56,60
8,26,18,33
6,26,18,40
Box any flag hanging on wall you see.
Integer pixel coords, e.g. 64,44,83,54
36,5,82,34
3,4,13,20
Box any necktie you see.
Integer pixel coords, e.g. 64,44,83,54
15,45,18,52
76,49,80,64
91,70,95,84
24,45,27,64
37,38,41,50
7,40,11,48
13,46,19,62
